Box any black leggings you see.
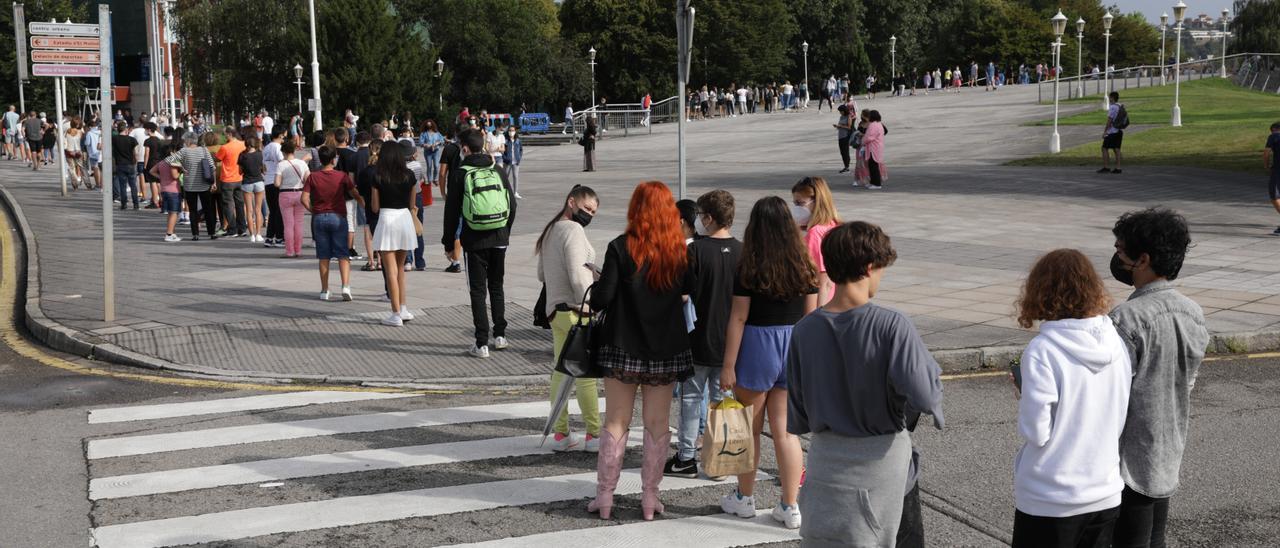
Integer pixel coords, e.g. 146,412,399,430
264,184,284,240
867,156,883,187
183,190,218,237
837,137,851,169
1111,487,1170,548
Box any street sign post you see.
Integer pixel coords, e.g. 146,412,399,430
14,4,29,82
97,6,114,322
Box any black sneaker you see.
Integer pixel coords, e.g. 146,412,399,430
444,263,462,273
1097,168,1112,173
1110,169,1122,174
663,455,698,479
1271,226,1280,236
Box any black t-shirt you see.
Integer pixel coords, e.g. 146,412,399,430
337,147,358,176
440,141,461,175
688,237,742,367
111,135,136,167
238,150,264,182
143,136,167,169
733,276,818,326
375,171,415,210
1267,133,1280,174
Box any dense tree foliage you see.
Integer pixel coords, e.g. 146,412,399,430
1230,0,1280,55
148,0,1167,126
0,0,90,115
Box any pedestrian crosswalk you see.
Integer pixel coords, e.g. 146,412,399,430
85,391,801,548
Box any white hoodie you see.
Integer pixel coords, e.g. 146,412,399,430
1015,315,1132,518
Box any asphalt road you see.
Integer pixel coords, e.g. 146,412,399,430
1,325,1276,547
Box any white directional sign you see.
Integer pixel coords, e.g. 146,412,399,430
29,22,100,36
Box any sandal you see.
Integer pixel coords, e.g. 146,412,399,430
361,263,376,272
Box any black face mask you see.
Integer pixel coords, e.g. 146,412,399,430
1110,252,1135,286
571,208,593,228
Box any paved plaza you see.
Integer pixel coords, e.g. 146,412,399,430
4,82,1280,383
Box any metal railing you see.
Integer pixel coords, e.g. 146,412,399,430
1037,52,1280,102
562,96,682,140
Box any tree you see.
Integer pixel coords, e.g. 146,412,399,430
783,0,868,88
558,0,677,105
1230,0,1280,55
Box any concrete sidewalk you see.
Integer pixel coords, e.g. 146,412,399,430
5,82,1280,384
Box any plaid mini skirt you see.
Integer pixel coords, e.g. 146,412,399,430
598,344,694,386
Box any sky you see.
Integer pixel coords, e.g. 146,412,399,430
1111,0,1233,24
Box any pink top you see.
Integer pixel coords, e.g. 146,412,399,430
805,222,838,273
862,121,885,164
151,159,180,194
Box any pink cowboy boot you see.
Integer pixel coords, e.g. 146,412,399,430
586,429,626,519
641,428,671,520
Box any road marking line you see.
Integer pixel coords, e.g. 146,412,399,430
88,391,421,424
87,399,600,459
442,510,798,547
89,469,716,548
90,430,644,500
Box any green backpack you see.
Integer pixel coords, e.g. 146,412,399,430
461,162,511,231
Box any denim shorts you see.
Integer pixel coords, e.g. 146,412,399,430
734,324,793,392
312,212,350,260
242,181,266,193
160,192,182,214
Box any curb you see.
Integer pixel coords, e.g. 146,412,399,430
3,184,1280,388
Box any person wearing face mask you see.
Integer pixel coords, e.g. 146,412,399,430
676,199,698,245
792,177,841,304
536,185,602,452
665,190,742,481
502,125,523,199
1107,208,1208,548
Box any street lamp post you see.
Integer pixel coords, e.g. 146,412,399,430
1102,10,1113,109
889,36,896,96
1172,1,1186,127
1076,18,1085,98
436,58,444,112
1220,8,1230,78
1050,10,1067,154
307,0,322,130
588,47,597,110
1160,13,1168,85
802,41,809,106
293,64,304,115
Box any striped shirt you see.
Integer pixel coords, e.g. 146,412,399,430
175,146,214,192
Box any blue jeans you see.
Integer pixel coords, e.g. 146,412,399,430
113,166,138,206
676,365,722,461
311,212,349,260
424,150,440,184
406,193,425,269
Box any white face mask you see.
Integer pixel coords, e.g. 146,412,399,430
790,204,812,227
696,216,711,236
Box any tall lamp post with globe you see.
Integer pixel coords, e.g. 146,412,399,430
1220,8,1230,78
435,58,444,112
1102,10,1113,109
1050,10,1067,154
1172,0,1187,127
801,41,810,105
1160,13,1169,85
293,64,304,115
1076,17,1085,98
890,35,896,96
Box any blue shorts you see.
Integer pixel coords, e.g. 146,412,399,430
312,212,350,260
160,192,182,214
734,324,792,392
242,181,266,193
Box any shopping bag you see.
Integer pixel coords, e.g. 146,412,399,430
701,396,755,477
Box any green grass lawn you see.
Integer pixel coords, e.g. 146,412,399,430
1010,79,1279,173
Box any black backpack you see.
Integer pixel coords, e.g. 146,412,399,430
1113,104,1130,130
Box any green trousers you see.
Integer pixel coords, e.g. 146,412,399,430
551,310,600,436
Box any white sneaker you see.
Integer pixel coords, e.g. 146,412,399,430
341,286,352,301
399,308,414,322
867,185,883,190
319,291,330,301
771,504,802,529
583,433,600,453
164,234,181,242
381,313,403,326
469,344,490,358
547,432,580,452
492,336,510,350
721,491,757,518
514,193,523,200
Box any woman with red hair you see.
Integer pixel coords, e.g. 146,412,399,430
587,181,694,521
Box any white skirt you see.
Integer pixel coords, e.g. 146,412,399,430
373,208,417,251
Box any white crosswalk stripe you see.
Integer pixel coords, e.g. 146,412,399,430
86,393,801,547
87,391,420,424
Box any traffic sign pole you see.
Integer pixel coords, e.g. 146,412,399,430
97,5,114,322
54,75,67,196
13,3,27,113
